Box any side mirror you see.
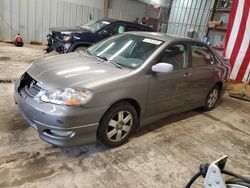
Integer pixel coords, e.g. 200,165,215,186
152,63,173,73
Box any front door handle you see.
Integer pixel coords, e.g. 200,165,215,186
184,72,192,78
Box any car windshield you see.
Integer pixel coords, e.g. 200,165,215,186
80,20,110,32
87,34,163,69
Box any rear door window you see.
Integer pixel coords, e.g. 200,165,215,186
191,43,216,67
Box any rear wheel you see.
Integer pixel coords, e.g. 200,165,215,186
204,85,221,111
98,102,138,147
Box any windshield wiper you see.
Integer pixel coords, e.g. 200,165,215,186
97,55,126,69
96,55,108,61
85,50,101,61
97,56,124,69
107,59,125,69
93,54,108,62
85,49,93,56
85,51,124,69
85,50,100,59
85,51,110,63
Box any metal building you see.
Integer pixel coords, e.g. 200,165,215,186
0,0,214,43
0,0,147,42
166,0,214,39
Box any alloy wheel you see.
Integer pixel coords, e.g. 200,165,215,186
207,88,219,108
106,111,133,142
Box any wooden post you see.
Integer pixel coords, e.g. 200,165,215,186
104,0,109,18
156,6,163,31
157,6,162,19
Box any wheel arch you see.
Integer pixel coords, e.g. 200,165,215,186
68,42,91,52
203,81,223,111
101,98,141,122
96,98,142,138
215,81,223,93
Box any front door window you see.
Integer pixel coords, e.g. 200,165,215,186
158,44,188,70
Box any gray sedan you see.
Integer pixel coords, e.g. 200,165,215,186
14,32,230,147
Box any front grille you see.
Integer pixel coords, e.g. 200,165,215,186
52,31,62,40
18,73,42,97
24,83,42,97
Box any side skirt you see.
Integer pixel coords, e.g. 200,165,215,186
140,103,202,128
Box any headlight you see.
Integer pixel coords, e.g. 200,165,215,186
63,36,72,42
40,88,94,106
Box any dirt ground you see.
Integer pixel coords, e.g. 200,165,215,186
0,43,249,188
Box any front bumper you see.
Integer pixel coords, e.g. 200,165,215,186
14,79,109,147
45,34,72,54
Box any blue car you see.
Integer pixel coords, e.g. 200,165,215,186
45,18,153,53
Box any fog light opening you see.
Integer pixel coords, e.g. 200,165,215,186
44,129,75,138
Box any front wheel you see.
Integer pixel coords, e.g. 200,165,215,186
204,85,221,111
98,102,138,147
74,46,86,52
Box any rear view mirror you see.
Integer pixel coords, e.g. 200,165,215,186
152,63,173,73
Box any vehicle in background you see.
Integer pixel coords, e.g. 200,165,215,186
45,18,153,53
15,32,230,147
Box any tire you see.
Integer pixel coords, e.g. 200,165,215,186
74,46,86,52
203,84,221,111
98,102,138,147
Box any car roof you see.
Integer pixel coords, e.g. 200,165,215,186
100,18,153,30
125,31,203,43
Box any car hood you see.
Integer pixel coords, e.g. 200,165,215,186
49,26,89,33
27,52,129,90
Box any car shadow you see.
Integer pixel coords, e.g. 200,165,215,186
58,107,206,159
54,96,223,158
135,108,204,138
59,141,108,158
137,96,225,136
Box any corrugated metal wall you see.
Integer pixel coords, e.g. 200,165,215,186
108,0,146,21
166,0,214,39
0,0,104,42
0,0,146,43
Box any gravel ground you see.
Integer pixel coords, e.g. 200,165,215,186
0,43,57,81
0,43,249,188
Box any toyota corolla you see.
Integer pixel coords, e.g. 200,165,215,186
14,32,230,147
